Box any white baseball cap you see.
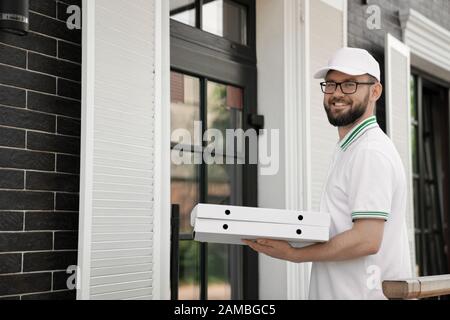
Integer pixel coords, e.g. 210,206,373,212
314,47,381,81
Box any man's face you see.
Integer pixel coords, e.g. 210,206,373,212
323,71,374,127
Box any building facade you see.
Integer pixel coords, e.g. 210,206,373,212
348,0,450,278
0,0,81,300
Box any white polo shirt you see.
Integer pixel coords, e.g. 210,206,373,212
309,116,412,300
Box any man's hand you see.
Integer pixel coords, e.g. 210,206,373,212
242,219,385,264
242,239,295,262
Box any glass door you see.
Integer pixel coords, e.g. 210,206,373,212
169,0,258,300
170,72,252,300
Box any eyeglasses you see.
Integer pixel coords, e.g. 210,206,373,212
320,81,376,94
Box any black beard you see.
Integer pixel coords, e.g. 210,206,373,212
324,94,369,127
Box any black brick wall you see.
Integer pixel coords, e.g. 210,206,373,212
347,0,450,131
0,0,81,300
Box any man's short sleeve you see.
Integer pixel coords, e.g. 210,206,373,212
347,148,395,222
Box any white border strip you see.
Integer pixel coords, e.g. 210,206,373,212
385,33,415,275
152,0,171,300
385,34,411,138
285,0,311,301
343,0,348,46
77,0,95,300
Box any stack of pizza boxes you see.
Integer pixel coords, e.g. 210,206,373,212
190,204,331,248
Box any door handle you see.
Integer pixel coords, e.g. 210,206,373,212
247,114,265,133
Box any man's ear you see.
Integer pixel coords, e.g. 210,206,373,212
371,83,383,102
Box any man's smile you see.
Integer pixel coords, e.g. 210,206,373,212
330,102,351,111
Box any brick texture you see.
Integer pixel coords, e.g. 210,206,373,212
347,0,450,132
0,0,81,300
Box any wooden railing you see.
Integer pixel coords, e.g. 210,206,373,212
382,275,450,299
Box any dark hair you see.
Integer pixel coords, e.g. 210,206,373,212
367,74,379,83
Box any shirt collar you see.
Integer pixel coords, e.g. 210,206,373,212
339,116,379,151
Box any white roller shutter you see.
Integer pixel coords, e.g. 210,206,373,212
77,0,171,300
385,33,416,271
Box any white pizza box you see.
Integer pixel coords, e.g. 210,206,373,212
190,204,330,227
192,218,329,248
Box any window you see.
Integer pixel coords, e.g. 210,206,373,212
170,0,249,45
411,72,450,278
170,0,196,27
202,0,247,45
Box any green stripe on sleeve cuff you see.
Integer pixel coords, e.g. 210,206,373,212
352,212,389,221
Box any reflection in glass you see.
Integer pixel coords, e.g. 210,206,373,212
208,160,242,206
170,0,196,27
413,179,419,220
207,160,240,300
412,125,418,174
202,0,247,45
178,240,201,300
207,243,231,300
171,72,201,147
413,177,421,274
171,150,201,234
411,76,417,120
207,81,243,157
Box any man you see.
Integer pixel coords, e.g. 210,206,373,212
243,47,412,300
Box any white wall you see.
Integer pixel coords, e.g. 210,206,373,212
256,0,347,300
402,9,450,83
256,0,288,300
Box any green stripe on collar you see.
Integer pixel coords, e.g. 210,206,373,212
340,116,378,151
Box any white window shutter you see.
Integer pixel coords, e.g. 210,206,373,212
385,33,416,270
77,0,170,300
